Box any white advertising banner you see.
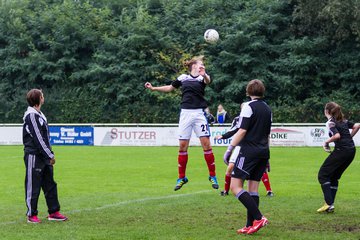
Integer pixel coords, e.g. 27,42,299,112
94,126,360,147
0,127,23,145
1,125,360,147
94,126,234,147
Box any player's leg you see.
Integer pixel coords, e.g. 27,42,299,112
231,157,265,235
195,111,218,189
246,180,261,228
231,178,263,235
261,172,273,197
221,163,234,196
42,164,67,221
329,149,356,206
178,140,190,179
200,136,218,189
174,110,193,191
317,150,345,212
174,139,190,191
24,154,43,223
245,158,269,234
222,146,240,196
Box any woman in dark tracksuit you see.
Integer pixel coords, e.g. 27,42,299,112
23,89,68,223
317,102,360,213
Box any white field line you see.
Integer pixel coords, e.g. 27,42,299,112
0,190,212,226
69,190,212,213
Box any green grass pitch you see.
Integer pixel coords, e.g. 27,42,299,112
0,146,359,239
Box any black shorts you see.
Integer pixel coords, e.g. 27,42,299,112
232,153,268,181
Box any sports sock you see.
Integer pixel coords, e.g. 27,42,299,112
178,151,188,179
224,173,231,192
204,149,216,177
236,190,262,222
330,181,338,204
321,182,333,205
246,192,259,227
330,186,338,204
330,180,338,203
261,172,272,192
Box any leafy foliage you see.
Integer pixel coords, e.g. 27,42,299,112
0,0,359,123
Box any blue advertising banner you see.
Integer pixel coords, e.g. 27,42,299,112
49,126,94,145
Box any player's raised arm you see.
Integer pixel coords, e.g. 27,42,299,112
144,82,175,93
199,65,211,85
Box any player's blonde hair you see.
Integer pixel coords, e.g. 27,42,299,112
325,102,344,122
184,55,204,72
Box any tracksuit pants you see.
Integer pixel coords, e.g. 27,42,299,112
318,148,356,185
24,153,60,216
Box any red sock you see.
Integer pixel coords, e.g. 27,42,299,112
224,173,231,192
178,151,188,179
204,149,216,177
261,172,272,191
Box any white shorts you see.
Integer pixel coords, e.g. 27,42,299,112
229,146,241,164
178,109,210,139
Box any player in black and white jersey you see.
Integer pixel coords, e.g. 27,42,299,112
145,56,218,191
216,115,241,196
216,109,274,197
23,89,67,223
317,102,360,213
223,79,271,235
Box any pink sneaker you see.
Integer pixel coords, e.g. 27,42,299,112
247,216,268,234
237,226,251,234
48,211,68,221
27,215,41,223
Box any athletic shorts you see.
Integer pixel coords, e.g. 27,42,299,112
178,109,210,140
229,146,241,164
232,153,268,181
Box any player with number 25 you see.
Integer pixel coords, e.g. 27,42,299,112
145,55,218,191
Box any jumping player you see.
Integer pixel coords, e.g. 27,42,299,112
144,55,218,191
317,102,360,213
23,89,67,223
223,79,271,235
216,113,274,197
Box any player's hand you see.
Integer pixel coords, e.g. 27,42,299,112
215,135,223,140
50,158,56,165
323,142,331,153
199,66,206,76
223,145,235,165
144,82,153,90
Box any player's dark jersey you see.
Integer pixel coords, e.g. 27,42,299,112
23,107,54,163
326,118,355,150
236,99,272,158
222,116,240,139
171,74,209,109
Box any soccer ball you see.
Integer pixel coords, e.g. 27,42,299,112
204,29,219,43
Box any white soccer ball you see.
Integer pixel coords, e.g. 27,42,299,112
204,29,219,43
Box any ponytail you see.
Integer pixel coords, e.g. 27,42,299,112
325,102,344,122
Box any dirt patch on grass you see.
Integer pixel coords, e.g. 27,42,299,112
334,225,360,233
